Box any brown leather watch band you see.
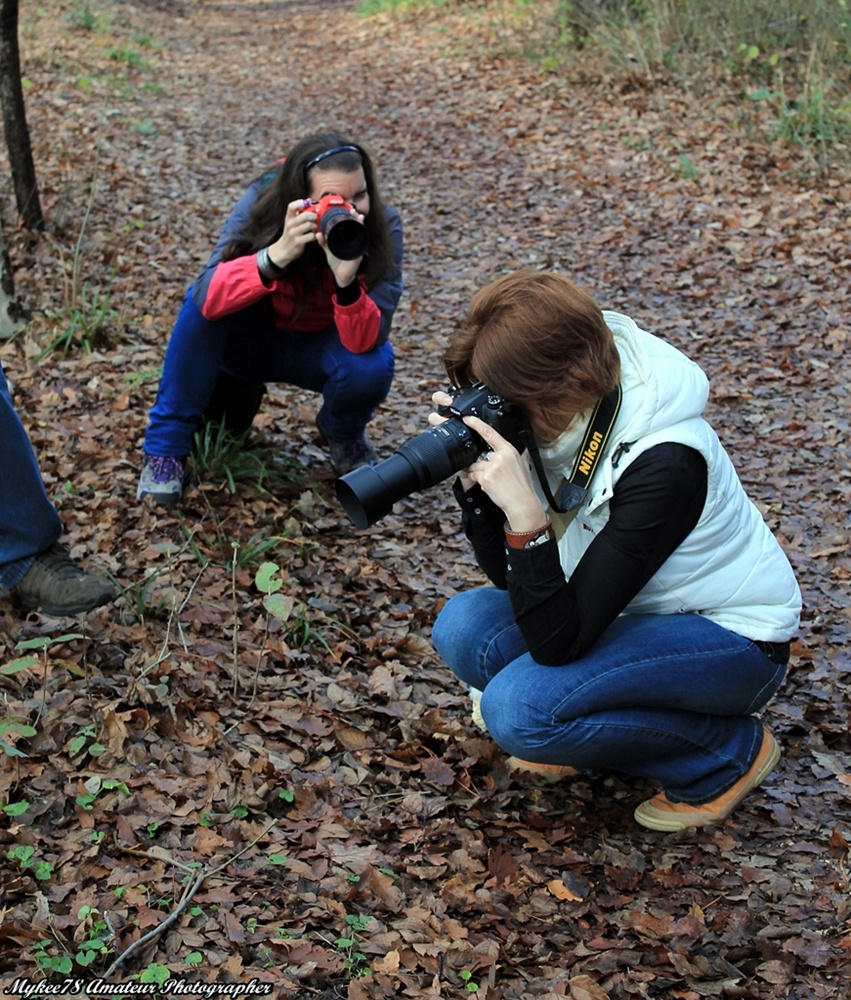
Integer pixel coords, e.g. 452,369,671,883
504,521,554,550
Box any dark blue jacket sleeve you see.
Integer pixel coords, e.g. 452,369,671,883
370,205,404,347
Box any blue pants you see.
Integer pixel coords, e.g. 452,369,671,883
144,290,395,457
0,362,62,589
432,587,786,803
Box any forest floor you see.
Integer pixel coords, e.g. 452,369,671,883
0,0,849,997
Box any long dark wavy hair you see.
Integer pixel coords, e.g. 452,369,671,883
221,132,393,312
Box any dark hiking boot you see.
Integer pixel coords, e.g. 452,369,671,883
316,411,377,475
13,544,117,615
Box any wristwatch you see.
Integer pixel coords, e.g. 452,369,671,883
504,521,554,550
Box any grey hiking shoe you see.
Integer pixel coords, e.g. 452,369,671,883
13,544,117,616
136,454,186,506
316,412,377,475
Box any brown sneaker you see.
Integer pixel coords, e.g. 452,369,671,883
506,757,580,784
13,544,117,616
634,726,781,832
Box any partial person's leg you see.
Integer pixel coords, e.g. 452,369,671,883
314,337,394,443
202,372,266,435
139,294,272,503
222,324,395,472
432,587,528,691
0,362,63,588
0,362,115,613
478,613,785,809
144,291,234,458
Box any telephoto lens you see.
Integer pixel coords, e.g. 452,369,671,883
335,419,483,528
321,209,368,260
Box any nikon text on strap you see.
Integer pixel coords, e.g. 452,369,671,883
527,384,622,517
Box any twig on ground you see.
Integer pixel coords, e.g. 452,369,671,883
103,819,277,975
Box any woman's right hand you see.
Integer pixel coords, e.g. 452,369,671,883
267,198,319,269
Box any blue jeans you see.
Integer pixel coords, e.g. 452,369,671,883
432,587,786,803
144,291,395,457
0,362,62,589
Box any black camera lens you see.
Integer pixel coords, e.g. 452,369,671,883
335,419,482,529
321,208,369,260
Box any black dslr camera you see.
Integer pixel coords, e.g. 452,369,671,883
335,383,529,529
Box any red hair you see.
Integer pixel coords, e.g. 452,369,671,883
444,270,620,431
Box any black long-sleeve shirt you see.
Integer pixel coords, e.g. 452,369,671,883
454,442,708,665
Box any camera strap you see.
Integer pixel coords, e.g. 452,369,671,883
527,384,622,519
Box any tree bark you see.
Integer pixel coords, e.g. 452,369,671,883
0,0,44,230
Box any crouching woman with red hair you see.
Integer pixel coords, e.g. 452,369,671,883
430,270,800,832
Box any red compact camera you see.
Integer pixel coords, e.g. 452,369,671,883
300,194,368,261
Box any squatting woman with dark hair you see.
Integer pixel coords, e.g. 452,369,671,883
137,132,403,505
430,270,801,832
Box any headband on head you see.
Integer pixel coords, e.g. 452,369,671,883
305,145,361,171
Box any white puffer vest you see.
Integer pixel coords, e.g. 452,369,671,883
532,312,801,642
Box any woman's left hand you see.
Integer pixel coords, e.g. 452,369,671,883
317,206,365,289
463,415,549,532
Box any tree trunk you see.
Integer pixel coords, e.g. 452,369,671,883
0,202,24,338
0,0,44,230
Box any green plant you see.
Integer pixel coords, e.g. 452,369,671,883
40,280,121,358
255,562,295,624
107,44,149,68
356,0,442,14
71,4,99,31
0,716,36,759
4,634,85,729
113,564,171,624
678,154,701,180
75,906,113,967
229,529,295,569
68,723,106,759
7,633,84,679
33,938,73,974
3,799,30,817
0,652,38,683
329,913,371,979
75,776,131,812
460,969,480,992
192,420,304,494
7,844,54,880
123,366,163,388
138,962,171,985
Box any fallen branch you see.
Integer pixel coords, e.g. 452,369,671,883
103,819,276,976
